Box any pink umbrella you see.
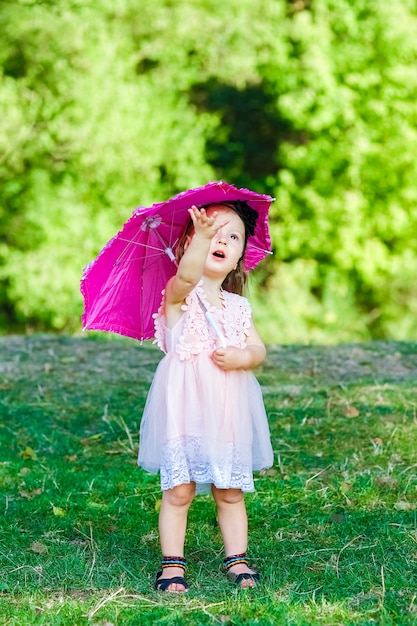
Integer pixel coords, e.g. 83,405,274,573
81,181,274,342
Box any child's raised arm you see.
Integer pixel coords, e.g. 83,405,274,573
165,206,229,307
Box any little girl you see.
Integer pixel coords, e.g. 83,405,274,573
138,200,274,592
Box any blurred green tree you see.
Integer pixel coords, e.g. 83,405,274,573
1,0,416,343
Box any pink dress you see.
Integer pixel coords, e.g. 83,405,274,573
137,282,274,493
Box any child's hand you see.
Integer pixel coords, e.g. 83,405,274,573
188,206,229,240
211,343,266,371
211,346,247,371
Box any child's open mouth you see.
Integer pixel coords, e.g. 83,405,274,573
213,250,225,258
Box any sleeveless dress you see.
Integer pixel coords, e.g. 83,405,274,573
137,281,274,493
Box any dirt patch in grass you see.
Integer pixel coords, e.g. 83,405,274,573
265,341,417,384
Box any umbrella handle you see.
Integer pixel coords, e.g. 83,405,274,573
204,310,227,348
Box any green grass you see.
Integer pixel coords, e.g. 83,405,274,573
0,335,416,625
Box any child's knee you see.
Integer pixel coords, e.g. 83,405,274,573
212,486,244,506
163,482,196,507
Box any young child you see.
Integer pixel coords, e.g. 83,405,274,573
138,200,274,592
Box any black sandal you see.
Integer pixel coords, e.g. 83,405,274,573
224,553,260,588
154,556,189,592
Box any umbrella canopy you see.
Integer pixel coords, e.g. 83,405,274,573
81,181,274,342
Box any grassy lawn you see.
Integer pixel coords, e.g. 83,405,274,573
0,335,416,625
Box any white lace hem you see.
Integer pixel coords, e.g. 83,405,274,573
159,436,255,492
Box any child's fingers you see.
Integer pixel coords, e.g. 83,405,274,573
187,205,201,222
187,207,230,238
214,216,230,230
205,211,218,225
188,206,220,227
188,206,212,221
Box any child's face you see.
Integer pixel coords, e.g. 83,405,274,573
203,204,246,276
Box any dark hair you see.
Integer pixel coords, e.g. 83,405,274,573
175,200,258,296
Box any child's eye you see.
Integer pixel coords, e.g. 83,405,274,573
230,234,239,241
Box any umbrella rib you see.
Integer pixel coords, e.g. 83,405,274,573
117,238,165,252
247,244,273,255
163,205,182,249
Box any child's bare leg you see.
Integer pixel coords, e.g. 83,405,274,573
211,486,258,588
158,482,196,592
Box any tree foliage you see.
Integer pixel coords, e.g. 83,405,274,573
1,0,417,343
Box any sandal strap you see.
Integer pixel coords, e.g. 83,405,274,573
224,553,249,571
228,571,261,585
161,556,187,571
155,574,189,591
